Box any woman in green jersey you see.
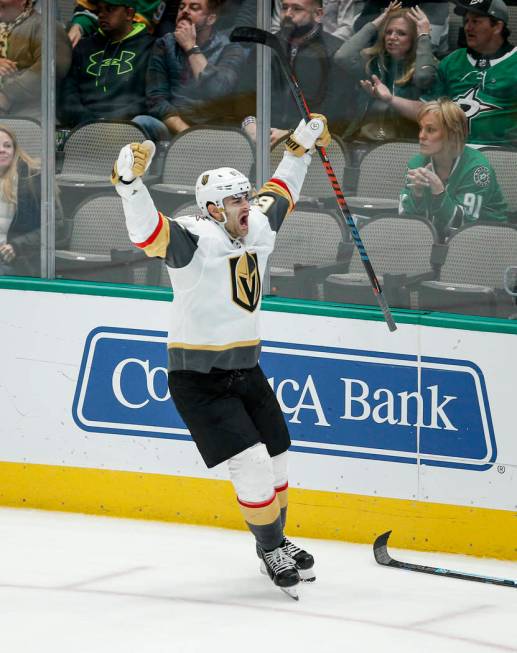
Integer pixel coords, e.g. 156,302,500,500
399,98,507,240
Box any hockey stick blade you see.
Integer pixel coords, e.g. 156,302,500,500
374,531,517,588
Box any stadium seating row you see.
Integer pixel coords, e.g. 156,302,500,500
5,117,515,218
55,193,517,319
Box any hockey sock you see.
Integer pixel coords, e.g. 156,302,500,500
271,451,288,529
228,443,284,551
237,494,284,552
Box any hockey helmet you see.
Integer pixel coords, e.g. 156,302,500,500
195,167,251,222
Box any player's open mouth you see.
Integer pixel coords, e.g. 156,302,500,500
239,214,249,229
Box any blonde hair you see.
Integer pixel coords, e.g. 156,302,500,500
363,9,417,87
417,99,468,157
0,125,40,204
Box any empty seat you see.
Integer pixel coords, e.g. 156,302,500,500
57,120,152,188
479,148,517,217
150,126,255,208
419,222,517,317
269,207,349,300
0,117,41,159
324,215,439,309
269,135,347,208
56,194,162,285
345,141,420,217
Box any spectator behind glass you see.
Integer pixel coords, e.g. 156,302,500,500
59,1,161,137
68,1,258,47
241,0,350,146
368,0,517,147
353,0,450,57
0,125,43,276
0,0,71,119
399,99,507,240
139,0,246,140
424,0,517,146
335,1,437,143
68,1,171,47
272,0,356,41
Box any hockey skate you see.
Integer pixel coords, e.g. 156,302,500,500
258,545,300,600
281,538,316,582
258,537,316,583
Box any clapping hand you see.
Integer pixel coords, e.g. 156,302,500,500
406,163,444,197
360,74,393,104
0,243,15,263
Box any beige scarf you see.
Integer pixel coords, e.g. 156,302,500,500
0,1,34,60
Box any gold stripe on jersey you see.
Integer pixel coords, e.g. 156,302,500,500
259,180,294,212
238,497,281,526
167,338,260,351
142,213,170,258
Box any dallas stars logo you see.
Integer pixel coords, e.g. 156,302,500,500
454,87,501,127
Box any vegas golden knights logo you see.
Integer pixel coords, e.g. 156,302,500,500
229,252,261,313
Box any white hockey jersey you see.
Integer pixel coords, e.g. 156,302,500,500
117,152,311,372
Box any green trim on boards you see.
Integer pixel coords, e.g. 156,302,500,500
1,276,516,335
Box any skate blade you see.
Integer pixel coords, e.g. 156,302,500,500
280,585,299,601
299,567,316,582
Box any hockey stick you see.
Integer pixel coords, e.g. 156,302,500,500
374,531,517,589
230,26,397,332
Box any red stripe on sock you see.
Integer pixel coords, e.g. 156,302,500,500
275,482,288,493
237,493,276,509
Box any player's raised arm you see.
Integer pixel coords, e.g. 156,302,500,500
111,140,171,258
256,114,331,231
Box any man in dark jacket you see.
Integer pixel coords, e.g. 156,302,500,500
138,0,247,140
60,0,157,129
241,0,350,145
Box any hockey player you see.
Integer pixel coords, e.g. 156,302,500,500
112,114,331,598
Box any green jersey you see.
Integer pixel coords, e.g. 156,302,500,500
423,47,517,145
399,146,507,234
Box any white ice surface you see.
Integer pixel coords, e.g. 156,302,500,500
0,507,516,653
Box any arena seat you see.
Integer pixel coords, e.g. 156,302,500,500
150,126,255,211
55,193,162,285
57,120,153,189
269,207,350,300
344,140,420,218
0,117,41,159
323,215,440,309
419,222,517,317
269,134,347,209
479,148,517,220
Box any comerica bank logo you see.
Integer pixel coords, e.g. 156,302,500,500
73,327,497,471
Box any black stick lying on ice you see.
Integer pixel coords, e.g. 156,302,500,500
374,531,517,588
230,26,397,333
